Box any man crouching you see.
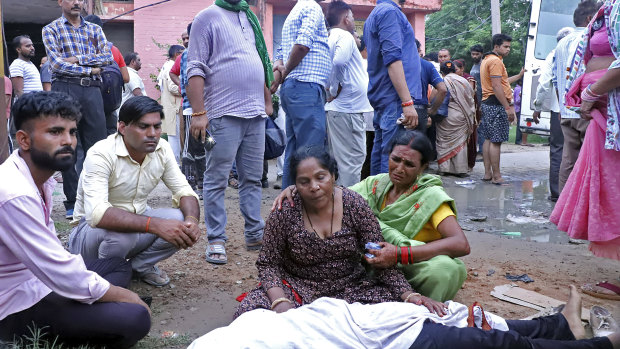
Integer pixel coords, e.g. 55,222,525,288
69,96,201,287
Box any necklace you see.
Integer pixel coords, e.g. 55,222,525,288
304,192,335,239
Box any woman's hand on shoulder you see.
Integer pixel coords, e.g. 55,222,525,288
364,242,397,269
271,185,297,211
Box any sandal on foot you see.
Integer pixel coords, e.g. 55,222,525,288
582,282,620,301
140,266,170,287
590,305,620,337
206,242,227,265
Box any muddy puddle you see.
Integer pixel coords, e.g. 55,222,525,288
442,178,571,244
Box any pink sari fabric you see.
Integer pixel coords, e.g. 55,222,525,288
550,70,620,260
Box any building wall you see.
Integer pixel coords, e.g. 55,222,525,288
133,0,209,98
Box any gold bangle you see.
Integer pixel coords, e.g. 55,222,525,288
185,215,199,223
191,110,206,117
404,292,421,303
270,297,293,310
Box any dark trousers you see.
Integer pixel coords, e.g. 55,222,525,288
411,314,612,349
515,111,523,144
549,111,564,198
181,114,206,190
105,110,118,136
361,131,375,180
52,81,107,211
0,258,150,349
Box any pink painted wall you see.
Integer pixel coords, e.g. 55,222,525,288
117,0,442,97
133,0,211,98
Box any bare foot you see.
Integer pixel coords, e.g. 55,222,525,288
561,285,586,340
608,332,620,349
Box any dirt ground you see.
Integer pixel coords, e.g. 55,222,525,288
49,144,620,347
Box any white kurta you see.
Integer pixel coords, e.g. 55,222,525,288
188,297,508,349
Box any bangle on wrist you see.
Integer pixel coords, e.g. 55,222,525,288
185,215,199,223
401,100,414,107
270,297,293,310
191,110,207,117
404,292,421,303
145,217,151,233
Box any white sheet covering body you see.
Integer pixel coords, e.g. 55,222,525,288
188,297,508,349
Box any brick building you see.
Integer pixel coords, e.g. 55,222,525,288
3,0,442,98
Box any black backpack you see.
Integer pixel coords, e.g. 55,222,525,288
100,42,124,115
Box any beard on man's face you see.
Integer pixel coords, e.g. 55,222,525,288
30,145,76,172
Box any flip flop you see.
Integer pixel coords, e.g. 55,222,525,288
582,282,620,301
481,178,492,182
206,242,227,265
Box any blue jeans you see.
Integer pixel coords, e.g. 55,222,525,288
280,79,326,188
203,115,265,245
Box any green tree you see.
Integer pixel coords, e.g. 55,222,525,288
425,0,531,76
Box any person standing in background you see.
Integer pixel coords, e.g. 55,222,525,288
159,45,185,163
363,0,423,174
40,57,52,91
469,44,484,154
43,0,114,219
9,35,43,98
325,0,373,187
270,0,332,188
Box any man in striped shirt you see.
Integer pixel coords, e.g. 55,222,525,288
9,35,43,98
42,0,113,220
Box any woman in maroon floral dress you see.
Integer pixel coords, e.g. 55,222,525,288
235,147,446,318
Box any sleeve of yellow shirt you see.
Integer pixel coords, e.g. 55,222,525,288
430,203,456,230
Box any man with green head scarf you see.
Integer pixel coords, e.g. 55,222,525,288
186,0,274,264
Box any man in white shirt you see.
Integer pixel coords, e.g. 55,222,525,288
121,52,146,106
533,28,575,201
69,96,201,287
9,35,43,97
552,1,599,192
325,1,373,186
158,45,184,163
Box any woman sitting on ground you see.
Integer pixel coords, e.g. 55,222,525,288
274,131,470,302
436,61,476,176
235,147,446,318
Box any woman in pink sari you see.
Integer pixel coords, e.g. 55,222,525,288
551,0,620,268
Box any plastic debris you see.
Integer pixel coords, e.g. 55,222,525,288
505,273,534,283
162,331,179,339
487,269,495,276
502,231,522,236
470,216,487,222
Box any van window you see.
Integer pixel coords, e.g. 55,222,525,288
534,0,581,59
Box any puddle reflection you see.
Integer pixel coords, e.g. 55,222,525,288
443,178,569,244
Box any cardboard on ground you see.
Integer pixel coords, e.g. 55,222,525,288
491,284,590,321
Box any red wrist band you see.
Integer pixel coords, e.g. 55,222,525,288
401,100,414,107
145,217,151,233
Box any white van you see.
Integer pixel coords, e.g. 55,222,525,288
520,0,582,136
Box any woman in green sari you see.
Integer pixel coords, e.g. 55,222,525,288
274,130,470,302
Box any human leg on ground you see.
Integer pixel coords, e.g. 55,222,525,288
53,82,106,214
0,258,150,348
279,79,326,188
549,111,564,199
489,142,503,183
234,116,266,249
482,139,492,180
410,286,612,349
326,111,366,187
559,118,589,192
203,116,242,263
